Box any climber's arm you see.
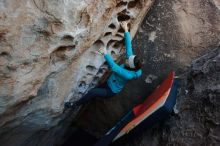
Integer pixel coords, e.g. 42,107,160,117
104,54,133,80
121,22,133,59
124,31,133,58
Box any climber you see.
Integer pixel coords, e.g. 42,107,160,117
64,21,142,109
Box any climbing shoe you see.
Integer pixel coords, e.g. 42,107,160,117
64,102,77,109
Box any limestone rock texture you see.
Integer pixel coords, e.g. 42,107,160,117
0,0,154,146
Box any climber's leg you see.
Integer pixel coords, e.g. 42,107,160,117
65,82,116,109
75,86,115,106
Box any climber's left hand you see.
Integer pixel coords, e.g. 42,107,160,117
98,47,107,55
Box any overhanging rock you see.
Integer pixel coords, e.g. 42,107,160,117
0,0,154,145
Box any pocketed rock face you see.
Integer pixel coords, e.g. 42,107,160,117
0,0,154,146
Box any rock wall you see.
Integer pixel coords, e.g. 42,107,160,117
125,48,220,146
129,1,220,145
0,0,154,146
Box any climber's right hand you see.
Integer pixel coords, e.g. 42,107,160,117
120,22,128,32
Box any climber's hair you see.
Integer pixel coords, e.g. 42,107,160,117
134,56,142,70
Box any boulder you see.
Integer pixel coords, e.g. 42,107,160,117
0,0,154,145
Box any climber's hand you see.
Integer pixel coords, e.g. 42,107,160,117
120,21,128,32
98,47,107,55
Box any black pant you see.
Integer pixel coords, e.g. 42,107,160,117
75,82,116,106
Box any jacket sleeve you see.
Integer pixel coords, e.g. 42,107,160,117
104,54,133,80
135,69,142,78
124,32,133,59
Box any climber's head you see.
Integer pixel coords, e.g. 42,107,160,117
125,55,142,70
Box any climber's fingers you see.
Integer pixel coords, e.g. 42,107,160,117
98,47,107,55
91,50,102,55
120,22,128,31
120,22,126,28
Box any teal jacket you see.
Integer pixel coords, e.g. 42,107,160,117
104,32,142,93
